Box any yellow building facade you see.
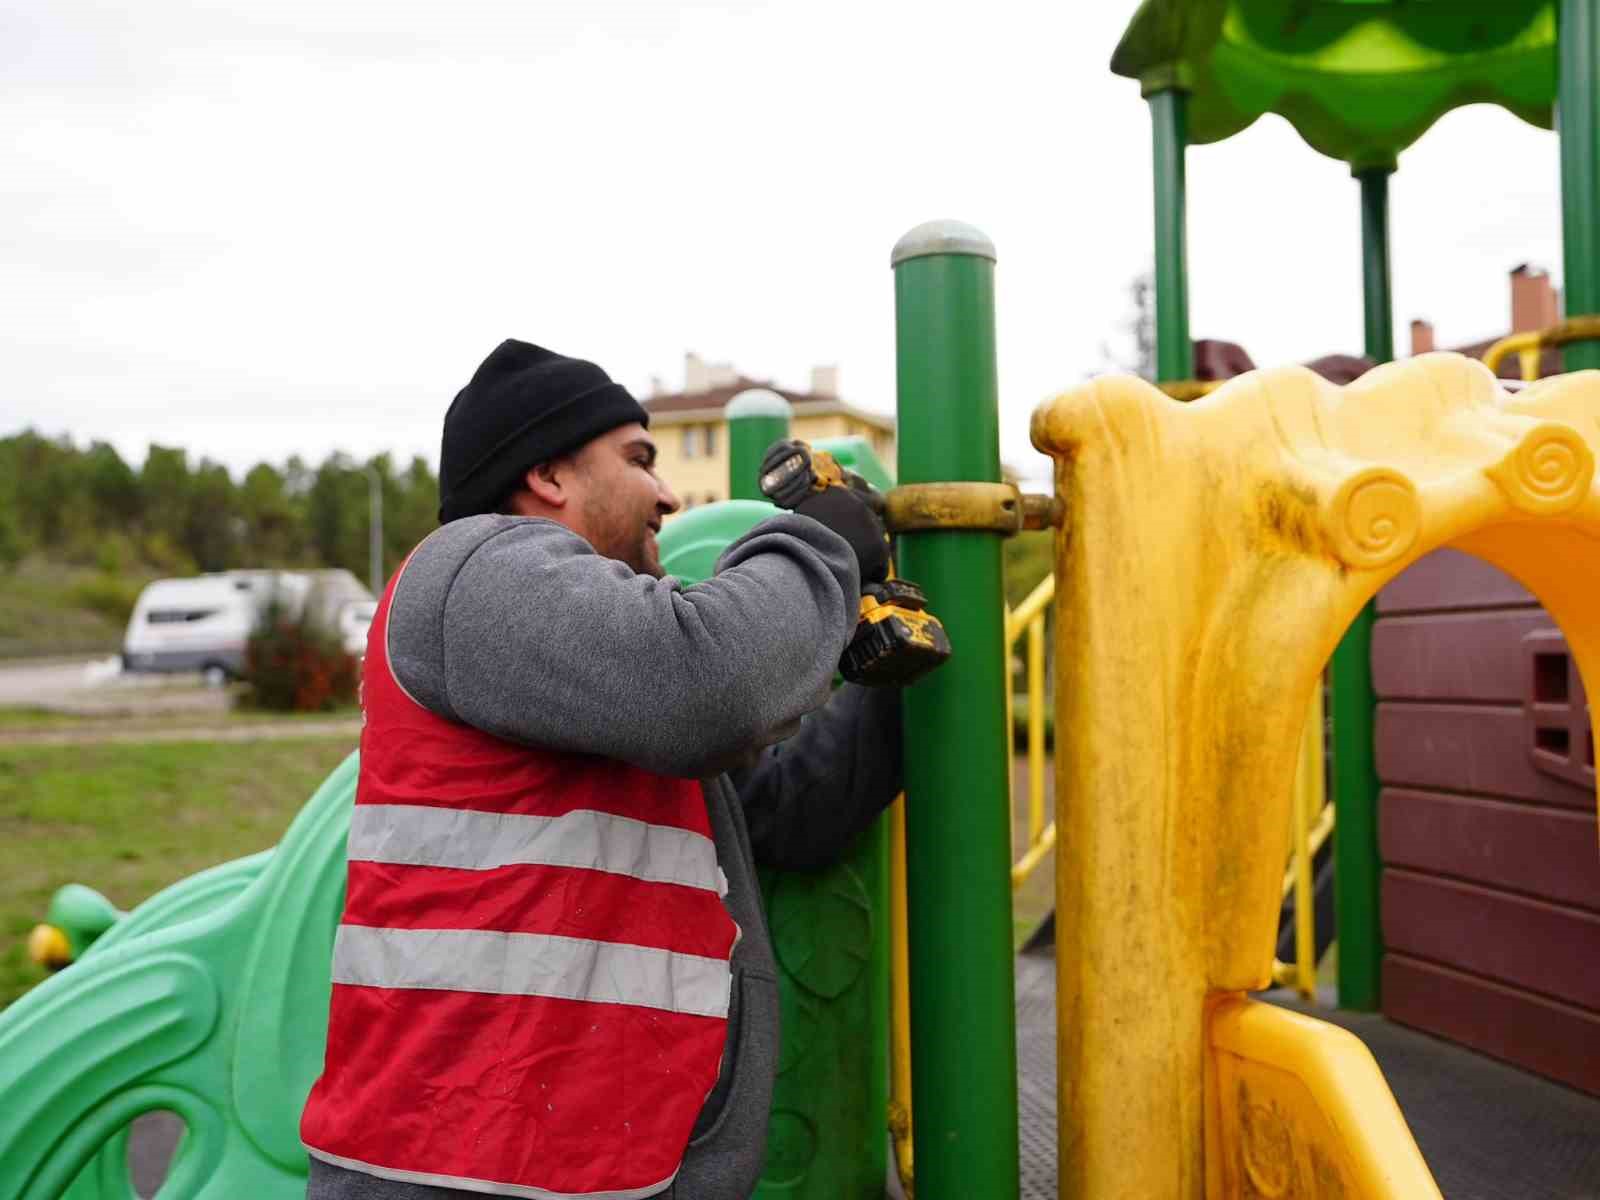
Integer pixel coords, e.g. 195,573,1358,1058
646,382,896,512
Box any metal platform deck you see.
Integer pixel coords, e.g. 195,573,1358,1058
1013,945,1600,1199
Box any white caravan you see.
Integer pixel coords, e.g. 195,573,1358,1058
122,569,375,681
121,575,261,681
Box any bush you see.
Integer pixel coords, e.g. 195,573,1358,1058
244,609,358,712
69,573,142,627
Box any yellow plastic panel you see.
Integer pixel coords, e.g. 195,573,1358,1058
1206,997,1439,1199
1029,354,1600,1198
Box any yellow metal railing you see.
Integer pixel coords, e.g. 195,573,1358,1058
1269,687,1331,1002
1006,573,1057,888
1482,314,1600,381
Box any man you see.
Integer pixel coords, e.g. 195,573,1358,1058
302,340,902,1199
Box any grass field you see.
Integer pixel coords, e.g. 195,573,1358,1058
0,736,355,1008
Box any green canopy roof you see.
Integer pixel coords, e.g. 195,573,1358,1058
1111,0,1556,169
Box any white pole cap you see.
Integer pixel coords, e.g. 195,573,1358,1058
726,388,793,420
890,219,997,267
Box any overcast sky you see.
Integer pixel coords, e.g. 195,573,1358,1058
4,1,1566,487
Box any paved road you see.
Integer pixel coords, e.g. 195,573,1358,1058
0,656,108,705
0,659,232,713
0,655,230,717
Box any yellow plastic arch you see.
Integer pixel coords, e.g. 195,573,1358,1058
1031,352,1600,1199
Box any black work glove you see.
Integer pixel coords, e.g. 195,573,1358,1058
795,485,890,586
760,440,891,586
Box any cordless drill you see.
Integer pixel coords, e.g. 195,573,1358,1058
758,440,952,687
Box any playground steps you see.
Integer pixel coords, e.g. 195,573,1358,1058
1012,944,1600,1198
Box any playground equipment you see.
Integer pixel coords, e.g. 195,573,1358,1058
1035,351,1600,1197
7,270,1598,1200
14,2,1600,1192
1112,0,1600,1018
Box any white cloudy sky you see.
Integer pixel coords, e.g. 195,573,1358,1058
3,1,1565,486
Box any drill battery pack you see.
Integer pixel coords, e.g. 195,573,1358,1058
842,579,952,687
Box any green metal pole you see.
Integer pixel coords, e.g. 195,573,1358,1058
890,220,1019,1200
1356,168,1395,363
726,388,792,500
1562,0,1600,370
1149,87,1191,382
1332,166,1394,1012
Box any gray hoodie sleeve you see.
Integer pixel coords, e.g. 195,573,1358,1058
730,683,904,871
385,512,859,777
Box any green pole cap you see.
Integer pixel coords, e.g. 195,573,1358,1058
890,220,997,268
725,388,793,420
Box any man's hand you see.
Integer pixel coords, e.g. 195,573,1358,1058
759,440,890,586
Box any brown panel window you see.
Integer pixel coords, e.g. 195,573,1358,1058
1522,629,1595,788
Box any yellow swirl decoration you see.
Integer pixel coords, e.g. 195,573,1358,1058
1325,469,1420,570
1485,422,1593,516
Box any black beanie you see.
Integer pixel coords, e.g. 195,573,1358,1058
438,340,650,523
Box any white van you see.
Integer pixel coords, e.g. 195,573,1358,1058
122,576,260,682
121,570,375,682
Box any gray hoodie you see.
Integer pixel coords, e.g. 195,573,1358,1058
308,513,903,1200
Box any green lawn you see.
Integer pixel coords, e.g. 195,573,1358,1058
0,737,355,1008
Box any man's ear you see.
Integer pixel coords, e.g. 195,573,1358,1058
524,460,568,509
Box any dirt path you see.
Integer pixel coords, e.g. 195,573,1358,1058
0,719,361,747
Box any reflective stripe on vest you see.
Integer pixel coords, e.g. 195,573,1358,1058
330,925,731,1016
347,802,727,893
300,543,737,1199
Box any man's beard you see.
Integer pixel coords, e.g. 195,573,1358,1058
632,534,666,579
584,495,662,578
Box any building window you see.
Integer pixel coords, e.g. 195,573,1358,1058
682,427,698,459
704,424,718,456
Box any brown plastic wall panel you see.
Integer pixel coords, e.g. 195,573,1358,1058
1382,870,1600,1009
1383,955,1600,1097
1379,790,1600,912
1375,703,1594,810
1376,547,1536,613
1371,611,1554,701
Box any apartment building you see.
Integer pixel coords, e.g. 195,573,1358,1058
645,353,896,511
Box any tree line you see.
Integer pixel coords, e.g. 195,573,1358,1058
0,430,441,581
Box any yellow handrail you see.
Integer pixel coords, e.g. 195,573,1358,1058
1005,573,1055,643
1270,687,1329,1001
1481,314,1600,381
1005,572,1057,891
1027,617,1046,847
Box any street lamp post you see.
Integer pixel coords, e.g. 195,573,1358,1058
366,465,384,597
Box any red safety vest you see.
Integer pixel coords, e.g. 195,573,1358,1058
302,560,739,1198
